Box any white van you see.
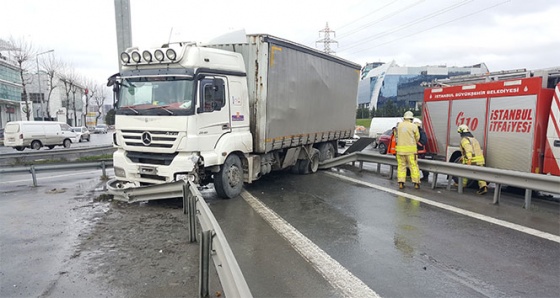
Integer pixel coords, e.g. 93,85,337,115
368,117,422,146
368,117,403,145
3,121,77,151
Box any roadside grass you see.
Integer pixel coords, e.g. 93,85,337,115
356,118,370,128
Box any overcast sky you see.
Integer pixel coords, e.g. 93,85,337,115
2,0,558,86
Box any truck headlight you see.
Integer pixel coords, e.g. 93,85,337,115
114,167,126,177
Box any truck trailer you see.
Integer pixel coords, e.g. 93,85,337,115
422,68,560,177
107,34,360,199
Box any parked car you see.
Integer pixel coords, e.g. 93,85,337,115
94,124,108,134
0,128,4,146
71,126,91,142
377,129,394,154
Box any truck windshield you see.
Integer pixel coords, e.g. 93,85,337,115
117,77,195,115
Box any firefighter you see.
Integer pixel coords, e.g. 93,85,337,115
413,119,430,181
396,111,420,189
457,124,488,195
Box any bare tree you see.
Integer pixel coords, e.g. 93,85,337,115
41,54,63,120
82,78,97,127
92,83,107,125
59,66,79,125
7,36,35,120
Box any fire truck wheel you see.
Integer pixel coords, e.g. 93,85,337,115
451,155,477,188
214,154,243,199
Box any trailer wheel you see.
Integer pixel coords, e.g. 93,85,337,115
299,148,320,174
318,142,335,162
31,140,42,150
214,154,243,199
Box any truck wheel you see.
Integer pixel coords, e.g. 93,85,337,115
63,139,71,148
299,148,320,174
214,154,243,199
318,142,335,162
31,140,42,150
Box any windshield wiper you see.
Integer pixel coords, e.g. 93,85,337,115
122,106,139,114
149,105,174,115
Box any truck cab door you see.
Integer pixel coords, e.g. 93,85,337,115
196,77,231,150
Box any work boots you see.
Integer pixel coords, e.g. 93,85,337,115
477,186,488,195
399,182,405,189
414,183,420,189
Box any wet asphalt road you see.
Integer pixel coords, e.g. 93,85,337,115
1,141,559,297
208,166,560,297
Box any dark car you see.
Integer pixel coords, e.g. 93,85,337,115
0,128,4,146
377,129,393,154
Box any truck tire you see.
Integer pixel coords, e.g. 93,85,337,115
214,154,243,199
31,140,42,150
318,142,335,162
299,148,320,174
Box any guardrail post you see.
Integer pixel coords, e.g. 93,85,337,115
30,165,37,187
493,183,501,205
182,183,188,215
101,160,107,177
446,176,452,191
431,173,438,190
376,163,381,174
199,230,212,298
359,161,363,172
524,189,532,209
188,193,197,243
457,178,463,194
389,165,394,180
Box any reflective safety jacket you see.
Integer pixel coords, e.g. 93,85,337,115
395,120,419,155
460,136,485,165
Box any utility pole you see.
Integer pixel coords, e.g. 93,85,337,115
316,22,338,55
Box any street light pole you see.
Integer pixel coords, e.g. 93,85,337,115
36,49,54,121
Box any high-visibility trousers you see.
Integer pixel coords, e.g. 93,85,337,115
397,154,420,183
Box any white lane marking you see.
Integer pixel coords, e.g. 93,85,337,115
326,172,560,244
0,170,104,185
241,191,380,298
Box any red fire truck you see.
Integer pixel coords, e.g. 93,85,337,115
422,68,560,176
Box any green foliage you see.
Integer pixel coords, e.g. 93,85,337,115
356,119,371,128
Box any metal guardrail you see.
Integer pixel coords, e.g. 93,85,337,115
107,180,253,298
0,160,112,186
320,152,560,209
0,145,115,166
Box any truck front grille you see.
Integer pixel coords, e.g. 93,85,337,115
121,129,178,148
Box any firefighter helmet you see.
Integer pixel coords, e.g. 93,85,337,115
457,124,469,133
403,111,414,119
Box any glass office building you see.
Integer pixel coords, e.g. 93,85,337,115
358,61,489,111
0,52,23,128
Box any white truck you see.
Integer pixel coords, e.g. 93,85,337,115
422,68,560,177
107,34,360,198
